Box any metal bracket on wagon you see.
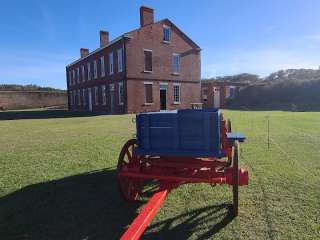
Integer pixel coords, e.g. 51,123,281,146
225,167,249,186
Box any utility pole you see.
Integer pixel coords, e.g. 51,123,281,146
267,116,270,149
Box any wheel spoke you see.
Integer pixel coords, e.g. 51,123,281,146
117,139,142,201
126,149,132,161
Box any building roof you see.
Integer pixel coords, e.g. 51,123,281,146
160,19,201,50
66,35,129,68
66,18,201,68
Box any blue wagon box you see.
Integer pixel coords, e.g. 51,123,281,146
135,109,224,157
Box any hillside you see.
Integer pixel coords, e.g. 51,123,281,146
203,73,261,84
227,68,320,111
264,68,320,83
0,84,65,92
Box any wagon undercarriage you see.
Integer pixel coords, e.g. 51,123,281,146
117,110,249,240
119,146,248,189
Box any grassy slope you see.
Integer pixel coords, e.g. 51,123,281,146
0,111,319,239
229,80,320,111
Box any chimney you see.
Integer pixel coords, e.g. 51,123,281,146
80,48,89,58
140,6,154,27
100,31,109,47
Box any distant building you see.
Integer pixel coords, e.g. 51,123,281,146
66,6,201,114
201,80,248,108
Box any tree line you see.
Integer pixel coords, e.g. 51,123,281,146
0,84,65,92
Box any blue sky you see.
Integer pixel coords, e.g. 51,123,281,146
0,0,319,89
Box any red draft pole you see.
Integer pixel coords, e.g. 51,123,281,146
120,189,169,240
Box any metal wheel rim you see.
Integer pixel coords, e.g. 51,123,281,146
232,140,239,216
117,139,143,201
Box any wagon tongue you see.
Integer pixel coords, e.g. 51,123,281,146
120,189,169,240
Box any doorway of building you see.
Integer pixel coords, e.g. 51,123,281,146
160,85,167,110
110,84,115,114
213,87,220,108
88,88,93,111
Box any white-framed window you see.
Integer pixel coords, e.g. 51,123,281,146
68,71,72,86
69,90,73,105
72,70,76,85
81,65,85,82
109,52,114,74
100,56,105,77
71,90,74,105
163,25,171,42
77,89,81,105
82,89,86,106
172,54,181,74
117,48,123,73
144,49,152,72
93,60,98,79
173,84,181,104
144,82,153,103
118,82,124,105
87,62,91,80
202,87,208,101
94,86,98,105
76,89,78,105
76,68,80,83
229,86,236,99
102,85,107,105
74,90,77,105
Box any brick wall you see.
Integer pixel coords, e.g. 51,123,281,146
201,81,247,108
125,20,201,112
66,9,201,114
126,80,200,113
67,39,126,113
0,91,67,110
201,82,228,108
126,20,200,82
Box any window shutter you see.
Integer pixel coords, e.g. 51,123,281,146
144,51,152,71
145,84,153,103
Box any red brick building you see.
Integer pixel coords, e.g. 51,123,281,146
66,6,201,114
201,81,248,108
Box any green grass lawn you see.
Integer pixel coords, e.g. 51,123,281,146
0,110,319,239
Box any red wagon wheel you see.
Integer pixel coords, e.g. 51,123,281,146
117,139,143,201
225,119,233,166
232,140,239,216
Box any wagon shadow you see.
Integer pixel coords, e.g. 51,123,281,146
0,168,143,240
0,168,234,240
142,203,234,240
0,109,107,120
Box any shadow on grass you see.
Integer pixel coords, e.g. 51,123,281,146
0,109,108,120
0,168,234,240
142,203,234,240
0,168,143,240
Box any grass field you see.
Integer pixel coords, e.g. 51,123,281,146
0,110,319,239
